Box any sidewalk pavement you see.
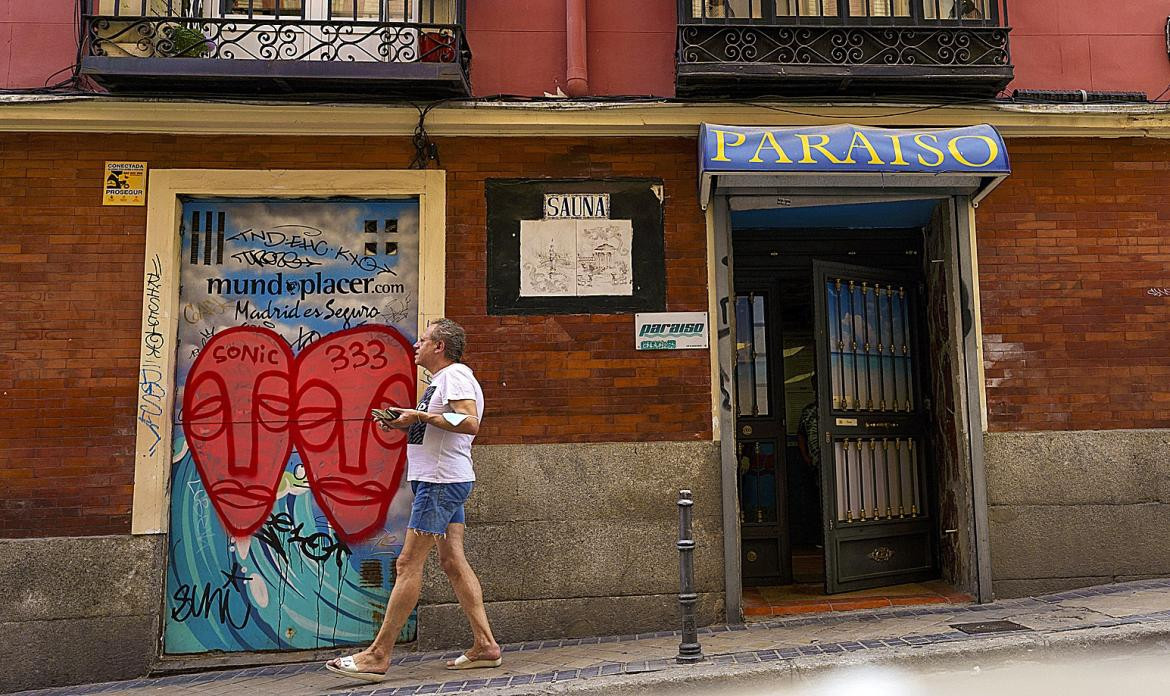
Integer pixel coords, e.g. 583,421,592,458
14,578,1170,696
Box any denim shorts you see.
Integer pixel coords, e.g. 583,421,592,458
408,480,473,536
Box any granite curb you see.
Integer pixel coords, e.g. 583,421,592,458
479,620,1170,696
11,578,1170,696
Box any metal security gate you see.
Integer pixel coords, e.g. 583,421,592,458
164,197,421,654
813,260,935,593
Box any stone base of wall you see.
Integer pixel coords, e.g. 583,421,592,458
416,440,726,649
993,575,1168,599
0,534,165,693
0,440,724,691
985,429,1170,598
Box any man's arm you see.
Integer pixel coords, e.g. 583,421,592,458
387,399,480,436
427,398,480,435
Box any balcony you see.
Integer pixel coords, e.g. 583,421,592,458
677,0,1012,99
81,0,470,98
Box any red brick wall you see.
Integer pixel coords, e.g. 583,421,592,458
977,138,1170,431
0,133,711,537
446,138,711,442
23,131,1169,533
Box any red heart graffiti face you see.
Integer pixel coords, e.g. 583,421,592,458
182,325,415,542
183,326,295,538
293,326,414,542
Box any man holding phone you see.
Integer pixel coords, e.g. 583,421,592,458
327,318,501,682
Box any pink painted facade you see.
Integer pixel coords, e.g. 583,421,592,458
1,1,78,89
1008,0,1170,96
4,0,1169,97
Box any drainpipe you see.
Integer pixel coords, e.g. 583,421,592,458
565,0,589,97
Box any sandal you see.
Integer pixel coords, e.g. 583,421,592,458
446,654,503,670
325,655,388,683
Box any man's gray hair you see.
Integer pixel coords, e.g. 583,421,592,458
430,318,466,362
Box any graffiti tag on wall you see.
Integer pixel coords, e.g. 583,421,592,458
185,325,414,540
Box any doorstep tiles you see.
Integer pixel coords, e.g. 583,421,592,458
744,580,973,617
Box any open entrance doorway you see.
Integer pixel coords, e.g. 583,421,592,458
698,122,1007,619
729,199,980,615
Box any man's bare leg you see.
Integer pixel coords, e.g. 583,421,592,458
328,530,437,674
437,522,500,664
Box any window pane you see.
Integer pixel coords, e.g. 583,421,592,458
924,0,986,20
955,0,987,19
95,0,165,14
224,0,305,15
419,0,455,23
383,0,413,21
739,441,778,524
321,0,443,21
849,0,896,16
775,0,839,18
726,0,765,18
752,295,769,416
735,297,754,417
690,0,764,19
330,0,382,19
734,294,771,417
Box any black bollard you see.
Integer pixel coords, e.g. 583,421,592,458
676,489,704,664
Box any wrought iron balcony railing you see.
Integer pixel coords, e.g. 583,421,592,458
677,0,1012,98
81,0,471,97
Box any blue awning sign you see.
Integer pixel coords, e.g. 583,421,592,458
697,122,1011,207
700,123,1009,174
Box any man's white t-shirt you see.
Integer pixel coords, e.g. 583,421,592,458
406,362,483,483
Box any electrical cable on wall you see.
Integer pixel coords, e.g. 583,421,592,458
408,101,448,170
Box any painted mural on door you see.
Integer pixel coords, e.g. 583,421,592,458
165,197,420,654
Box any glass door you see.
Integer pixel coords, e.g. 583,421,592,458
734,285,790,586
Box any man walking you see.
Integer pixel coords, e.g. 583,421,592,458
327,318,501,682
